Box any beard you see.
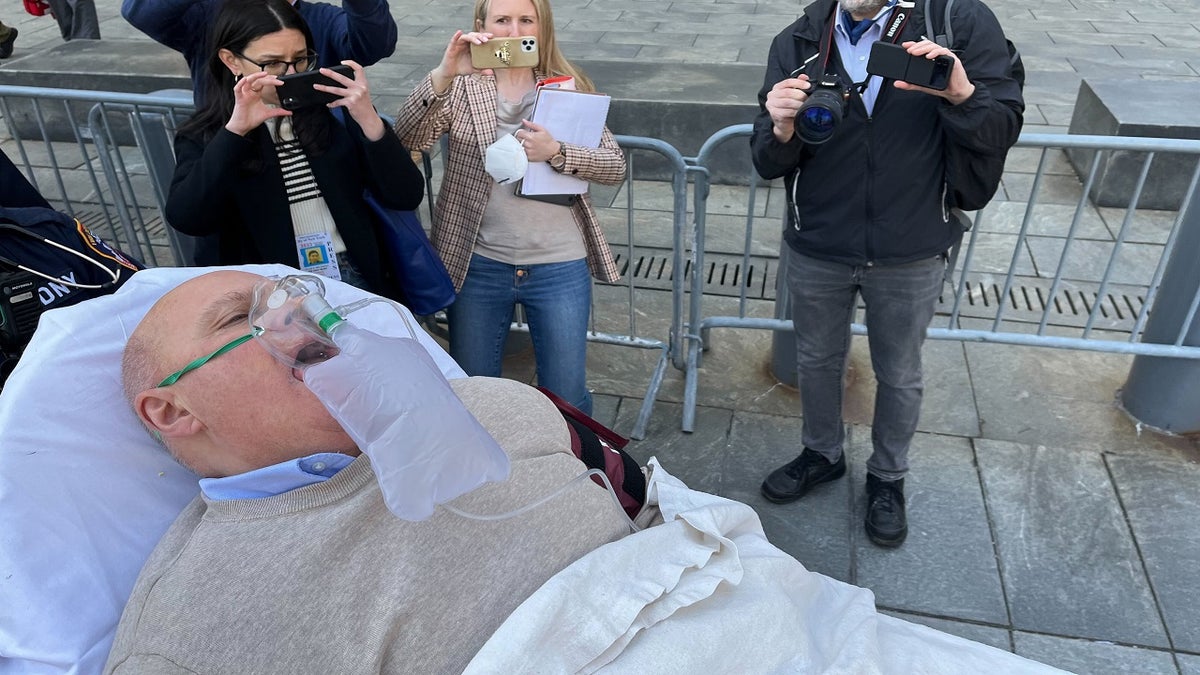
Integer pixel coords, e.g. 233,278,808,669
839,0,889,15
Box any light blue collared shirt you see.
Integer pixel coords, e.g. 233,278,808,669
833,0,898,116
200,452,356,500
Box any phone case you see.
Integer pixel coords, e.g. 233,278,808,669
866,42,952,91
905,53,953,91
276,64,354,111
470,36,539,69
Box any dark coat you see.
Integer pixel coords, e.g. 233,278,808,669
166,112,425,301
750,0,1023,266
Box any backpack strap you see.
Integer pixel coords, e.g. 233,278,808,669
924,0,955,48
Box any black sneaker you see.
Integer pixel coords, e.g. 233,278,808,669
761,447,846,504
0,28,17,59
864,474,907,547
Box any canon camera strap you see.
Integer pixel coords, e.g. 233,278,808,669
814,0,914,90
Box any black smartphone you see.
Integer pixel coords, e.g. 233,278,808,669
866,42,953,91
275,64,354,111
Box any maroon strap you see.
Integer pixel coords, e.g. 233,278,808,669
535,385,630,450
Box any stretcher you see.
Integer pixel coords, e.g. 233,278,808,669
0,265,1064,674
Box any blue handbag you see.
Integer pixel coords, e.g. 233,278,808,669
330,107,455,315
360,192,456,316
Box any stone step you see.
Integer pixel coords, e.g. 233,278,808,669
0,39,762,182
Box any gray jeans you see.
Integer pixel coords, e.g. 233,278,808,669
46,0,99,40
786,247,945,481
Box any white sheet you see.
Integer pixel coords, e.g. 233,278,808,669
0,265,463,675
465,459,1067,675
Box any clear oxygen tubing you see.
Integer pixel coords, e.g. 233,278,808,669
440,468,642,534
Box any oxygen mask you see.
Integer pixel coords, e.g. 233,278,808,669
248,274,416,375
244,275,636,530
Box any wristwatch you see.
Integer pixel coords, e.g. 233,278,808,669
548,142,567,171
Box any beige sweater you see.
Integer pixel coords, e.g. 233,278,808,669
104,377,629,674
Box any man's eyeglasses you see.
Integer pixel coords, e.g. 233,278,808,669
234,50,318,77
158,328,263,388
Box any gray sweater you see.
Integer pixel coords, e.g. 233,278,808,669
104,377,629,674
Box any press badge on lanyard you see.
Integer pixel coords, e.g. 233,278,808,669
295,232,342,281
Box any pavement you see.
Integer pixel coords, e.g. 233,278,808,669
3,1,1200,673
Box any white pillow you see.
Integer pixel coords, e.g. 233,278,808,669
0,265,464,675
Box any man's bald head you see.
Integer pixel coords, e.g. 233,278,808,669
122,270,262,408
122,271,356,478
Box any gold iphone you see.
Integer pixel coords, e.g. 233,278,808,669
470,36,538,69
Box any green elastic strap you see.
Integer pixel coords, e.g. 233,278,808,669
157,328,263,387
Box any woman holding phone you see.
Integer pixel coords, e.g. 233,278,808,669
166,0,424,297
394,0,625,415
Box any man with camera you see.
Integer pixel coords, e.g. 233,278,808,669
751,0,1022,547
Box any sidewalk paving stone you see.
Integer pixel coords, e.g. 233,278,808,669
618,399,732,498
853,432,1008,625
883,610,1013,652
1014,632,1180,675
724,410,854,582
977,439,1168,647
1106,454,1200,653
964,343,1189,456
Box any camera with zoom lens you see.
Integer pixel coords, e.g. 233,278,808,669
795,74,851,145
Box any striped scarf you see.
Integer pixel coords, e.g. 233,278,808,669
271,116,346,253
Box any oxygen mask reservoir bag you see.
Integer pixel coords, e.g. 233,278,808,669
248,274,511,521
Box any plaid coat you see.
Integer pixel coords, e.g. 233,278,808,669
395,72,625,290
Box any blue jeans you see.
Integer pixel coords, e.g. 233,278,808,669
786,248,945,481
447,254,593,414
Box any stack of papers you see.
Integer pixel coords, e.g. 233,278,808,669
520,88,612,196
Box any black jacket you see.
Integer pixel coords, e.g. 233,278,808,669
751,0,1023,266
166,113,425,301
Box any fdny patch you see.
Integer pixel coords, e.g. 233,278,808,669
75,219,140,272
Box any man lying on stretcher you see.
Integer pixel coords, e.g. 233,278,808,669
104,269,1067,675
105,269,635,674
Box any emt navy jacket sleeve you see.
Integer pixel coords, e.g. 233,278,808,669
122,0,398,101
296,0,398,70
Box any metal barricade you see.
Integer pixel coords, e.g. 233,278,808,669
10,85,1200,438
590,135,688,439
0,85,196,266
0,84,691,439
680,125,1200,433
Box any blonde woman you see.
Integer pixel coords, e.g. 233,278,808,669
395,0,625,415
